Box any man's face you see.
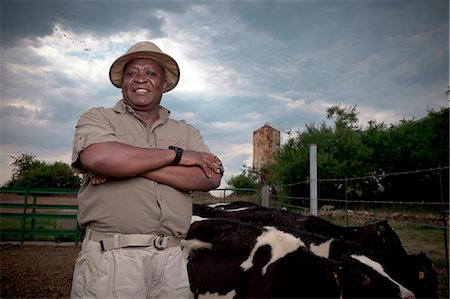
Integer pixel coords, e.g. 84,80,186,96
122,58,167,111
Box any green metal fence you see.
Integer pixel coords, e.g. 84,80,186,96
0,187,261,245
0,187,84,244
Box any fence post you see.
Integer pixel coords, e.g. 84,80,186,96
438,168,449,270
261,185,270,207
31,194,37,241
345,177,349,227
310,144,318,216
21,188,29,244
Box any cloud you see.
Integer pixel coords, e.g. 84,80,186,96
0,0,447,186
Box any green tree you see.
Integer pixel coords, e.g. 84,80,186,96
226,167,259,194
268,106,449,203
362,108,449,201
4,153,82,188
326,104,359,130
269,105,373,201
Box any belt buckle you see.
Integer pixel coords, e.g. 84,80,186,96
153,235,167,250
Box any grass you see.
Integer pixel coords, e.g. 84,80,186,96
314,211,449,299
394,223,446,257
0,218,80,242
1,218,57,230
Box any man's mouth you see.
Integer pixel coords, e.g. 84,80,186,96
134,88,149,93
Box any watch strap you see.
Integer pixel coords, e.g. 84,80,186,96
169,146,183,165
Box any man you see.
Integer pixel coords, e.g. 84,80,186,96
70,41,223,298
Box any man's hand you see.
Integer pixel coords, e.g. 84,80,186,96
179,150,224,178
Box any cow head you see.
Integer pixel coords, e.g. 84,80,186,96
358,220,407,256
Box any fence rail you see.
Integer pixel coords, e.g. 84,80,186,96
0,187,83,244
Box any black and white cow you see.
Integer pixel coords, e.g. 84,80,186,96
184,217,416,299
190,202,438,298
194,202,405,257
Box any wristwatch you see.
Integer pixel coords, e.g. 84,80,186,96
169,146,184,165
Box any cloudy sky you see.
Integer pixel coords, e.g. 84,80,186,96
1,0,448,187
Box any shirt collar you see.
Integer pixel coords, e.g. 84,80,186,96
113,99,171,123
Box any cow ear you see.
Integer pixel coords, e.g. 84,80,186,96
379,220,389,227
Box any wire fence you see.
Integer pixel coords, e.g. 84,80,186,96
270,166,449,211
268,166,449,272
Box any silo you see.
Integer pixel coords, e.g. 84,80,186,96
252,123,281,171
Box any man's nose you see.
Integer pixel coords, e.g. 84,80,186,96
134,73,148,83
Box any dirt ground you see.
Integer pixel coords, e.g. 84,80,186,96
0,194,448,298
0,243,80,299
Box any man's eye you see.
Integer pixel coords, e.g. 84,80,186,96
126,70,136,76
147,71,156,76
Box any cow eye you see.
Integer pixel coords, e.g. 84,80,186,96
357,272,371,285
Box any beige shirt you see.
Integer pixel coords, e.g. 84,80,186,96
71,100,211,237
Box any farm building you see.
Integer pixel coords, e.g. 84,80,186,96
252,123,280,171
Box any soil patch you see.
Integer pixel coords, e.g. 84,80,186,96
0,244,80,299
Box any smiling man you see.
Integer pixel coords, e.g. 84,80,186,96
70,41,223,299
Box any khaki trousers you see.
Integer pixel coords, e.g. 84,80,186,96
70,239,190,299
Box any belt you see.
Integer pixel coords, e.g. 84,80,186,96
85,228,182,251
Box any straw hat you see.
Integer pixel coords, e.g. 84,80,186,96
109,41,180,92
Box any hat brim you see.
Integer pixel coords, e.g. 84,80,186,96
109,51,180,92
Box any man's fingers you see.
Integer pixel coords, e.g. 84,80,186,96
92,174,107,185
213,162,224,173
206,154,223,174
182,150,223,176
201,163,212,178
